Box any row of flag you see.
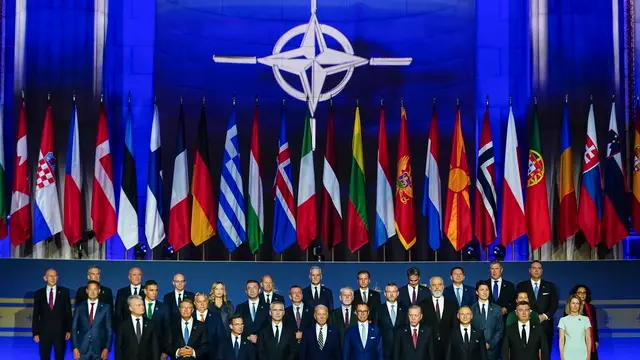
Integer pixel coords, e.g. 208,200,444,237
0,97,632,256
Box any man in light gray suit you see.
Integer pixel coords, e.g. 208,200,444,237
471,281,503,360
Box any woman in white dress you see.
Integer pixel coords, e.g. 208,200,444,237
558,294,592,360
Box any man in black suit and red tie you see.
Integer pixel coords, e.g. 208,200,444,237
446,306,487,360
353,270,381,323
377,283,407,360
115,295,161,360
328,287,357,344
419,276,457,360
393,305,434,360
501,301,549,360
487,260,516,317
75,264,114,307
303,266,334,311
398,267,428,309
32,268,72,360
300,305,341,360
114,267,145,332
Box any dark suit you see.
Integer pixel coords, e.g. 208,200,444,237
195,310,227,360
171,319,210,359
300,325,341,360
72,300,113,359
343,323,383,360
398,285,429,309
115,316,161,360
260,292,285,306
516,279,558,354
419,296,458,359
443,285,476,308
32,285,73,360
163,290,195,322
75,285,114,308
377,303,407,360
501,322,549,360
114,285,145,332
353,289,381,323
393,325,435,360
285,303,314,331
487,278,516,313
303,285,334,311
146,300,171,354
210,301,234,327
236,300,269,336
257,322,298,360
446,325,487,360
328,306,357,344
217,335,257,360
471,302,504,360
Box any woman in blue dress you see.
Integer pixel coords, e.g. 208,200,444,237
558,294,592,360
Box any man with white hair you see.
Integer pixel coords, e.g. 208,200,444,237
303,266,334,310
329,287,357,344
419,276,457,359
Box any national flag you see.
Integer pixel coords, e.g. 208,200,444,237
444,106,471,251
395,106,416,250
247,104,263,254
33,103,63,243
602,101,628,248
347,106,369,252
500,106,525,246
632,104,640,232
0,104,7,239
525,104,551,250
145,104,165,249
321,107,343,248
423,103,442,250
117,101,139,250
168,103,190,252
218,109,246,252
272,112,297,253
64,102,83,245
9,99,31,246
578,104,602,247
297,112,317,250
191,105,216,246
91,102,117,244
374,106,394,248
474,105,497,247
558,102,578,242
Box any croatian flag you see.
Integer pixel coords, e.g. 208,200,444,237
578,104,602,247
272,112,296,253
63,103,83,245
34,104,62,244
423,105,441,251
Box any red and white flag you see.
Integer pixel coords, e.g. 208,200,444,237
9,100,31,246
500,106,525,246
320,108,342,248
91,103,117,243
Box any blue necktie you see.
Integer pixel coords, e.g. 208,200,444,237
234,336,240,357
493,281,499,301
251,303,256,321
183,322,190,344
534,283,539,299
456,287,462,306
360,324,367,348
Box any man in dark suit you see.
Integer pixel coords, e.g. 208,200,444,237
72,280,113,360
328,286,357,344
487,260,516,316
285,285,314,341
236,280,269,344
353,270,381,323
32,268,72,360
516,260,558,356
75,264,114,307
260,275,285,306
443,267,476,308
114,267,145,333
377,283,407,360
217,315,257,360
115,295,161,360
501,301,549,360
171,298,209,359
471,281,503,360
393,305,434,360
300,305,341,360
303,266,334,311
398,267,429,309
446,306,487,360
343,303,382,360
143,280,171,358
257,301,298,360
419,276,457,360
195,292,226,360
163,272,195,322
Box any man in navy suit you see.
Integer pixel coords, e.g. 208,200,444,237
143,280,171,358
328,287,357,344
393,305,434,360
377,283,407,360
398,267,429,309
343,303,382,360
171,299,209,359
446,306,487,360
353,270,381,323
114,267,145,333
303,266,334,311
471,281,504,360
217,315,257,360
32,268,72,360
236,280,269,345
487,260,516,316
75,265,114,308
194,292,227,359
443,267,475,308
285,285,314,344
72,280,113,360
260,275,285,305
300,305,341,360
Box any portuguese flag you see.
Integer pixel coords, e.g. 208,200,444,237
525,104,551,250
347,106,369,252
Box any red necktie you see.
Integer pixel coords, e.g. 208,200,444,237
89,303,95,324
48,288,54,310
200,313,206,322
412,328,418,348
344,308,350,327
412,287,417,305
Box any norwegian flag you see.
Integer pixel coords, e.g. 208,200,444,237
91,102,117,244
474,106,497,247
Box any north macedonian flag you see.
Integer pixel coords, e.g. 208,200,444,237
395,106,416,250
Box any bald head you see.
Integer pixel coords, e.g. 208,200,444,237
43,269,58,287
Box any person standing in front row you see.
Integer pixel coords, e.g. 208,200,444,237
32,268,72,360
115,295,160,360
471,281,504,360
558,295,592,360
300,305,341,360
393,305,434,360
72,280,112,360
343,303,382,360
501,301,549,360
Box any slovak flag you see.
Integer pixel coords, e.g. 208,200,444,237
63,102,83,245
578,103,603,247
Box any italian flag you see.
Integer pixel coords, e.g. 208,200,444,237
248,105,264,254
297,112,316,250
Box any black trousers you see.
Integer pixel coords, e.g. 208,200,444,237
39,334,66,360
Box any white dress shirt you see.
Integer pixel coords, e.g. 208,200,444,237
386,301,398,312
130,284,141,296
46,285,57,305
360,289,369,302
272,321,282,342
460,324,471,339
249,299,260,316
491,277,503,297
407,285,419,301
316,323,327,347
530,279,541,291
196,309,208,322
88,299,99,317
432,296,443,312
311,285,322,296
176,318,196,357
358,321,368,346
231,334,242,347
294,302,305,314
410,324,420,333
263,292,274,302
342,305,351,314
518,320,530,342
131,315,143,334
477,300,489,320
144,300,155,316
175,290,185,306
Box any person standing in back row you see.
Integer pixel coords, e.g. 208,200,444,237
32,268,72,360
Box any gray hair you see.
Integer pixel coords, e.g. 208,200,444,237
270,301,285,310
339,286,354,296
309,266,322,274
429,276,443,286
408,305,422,313
194,292,208,302
314,304,329,314
127,295,143,306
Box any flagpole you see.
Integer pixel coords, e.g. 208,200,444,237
280,253,284,262
382,244,386,262
357,250,360,262
202,242,206,261
254,253,258,262
434,250,438,262
229,252,232,261
408,249,411,262
331,247,334,262
306,249,309,262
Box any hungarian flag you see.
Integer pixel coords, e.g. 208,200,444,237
168,103,191,252
474,105,497,247
297,112,316,250
558,102,578,242
602,101,628,248
91,102,117,244
64,101,83,245
525,104,551,250
632,103,640,232
375,106,394,248
191,105,216,246
117,101,139,250
444,106,471,251
578,104,602,247
0,104,7,239
247,104,264,254
9,99,30,246
347,106,369,252
395,106,416,250
321,107,343,248
500,105,525,246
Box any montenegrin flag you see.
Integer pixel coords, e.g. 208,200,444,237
632,103,640,233
395,106,416,250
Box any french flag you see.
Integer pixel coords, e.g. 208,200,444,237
578,104,602,248
168,103,190,252
63,102,83,245
423,104,441,251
